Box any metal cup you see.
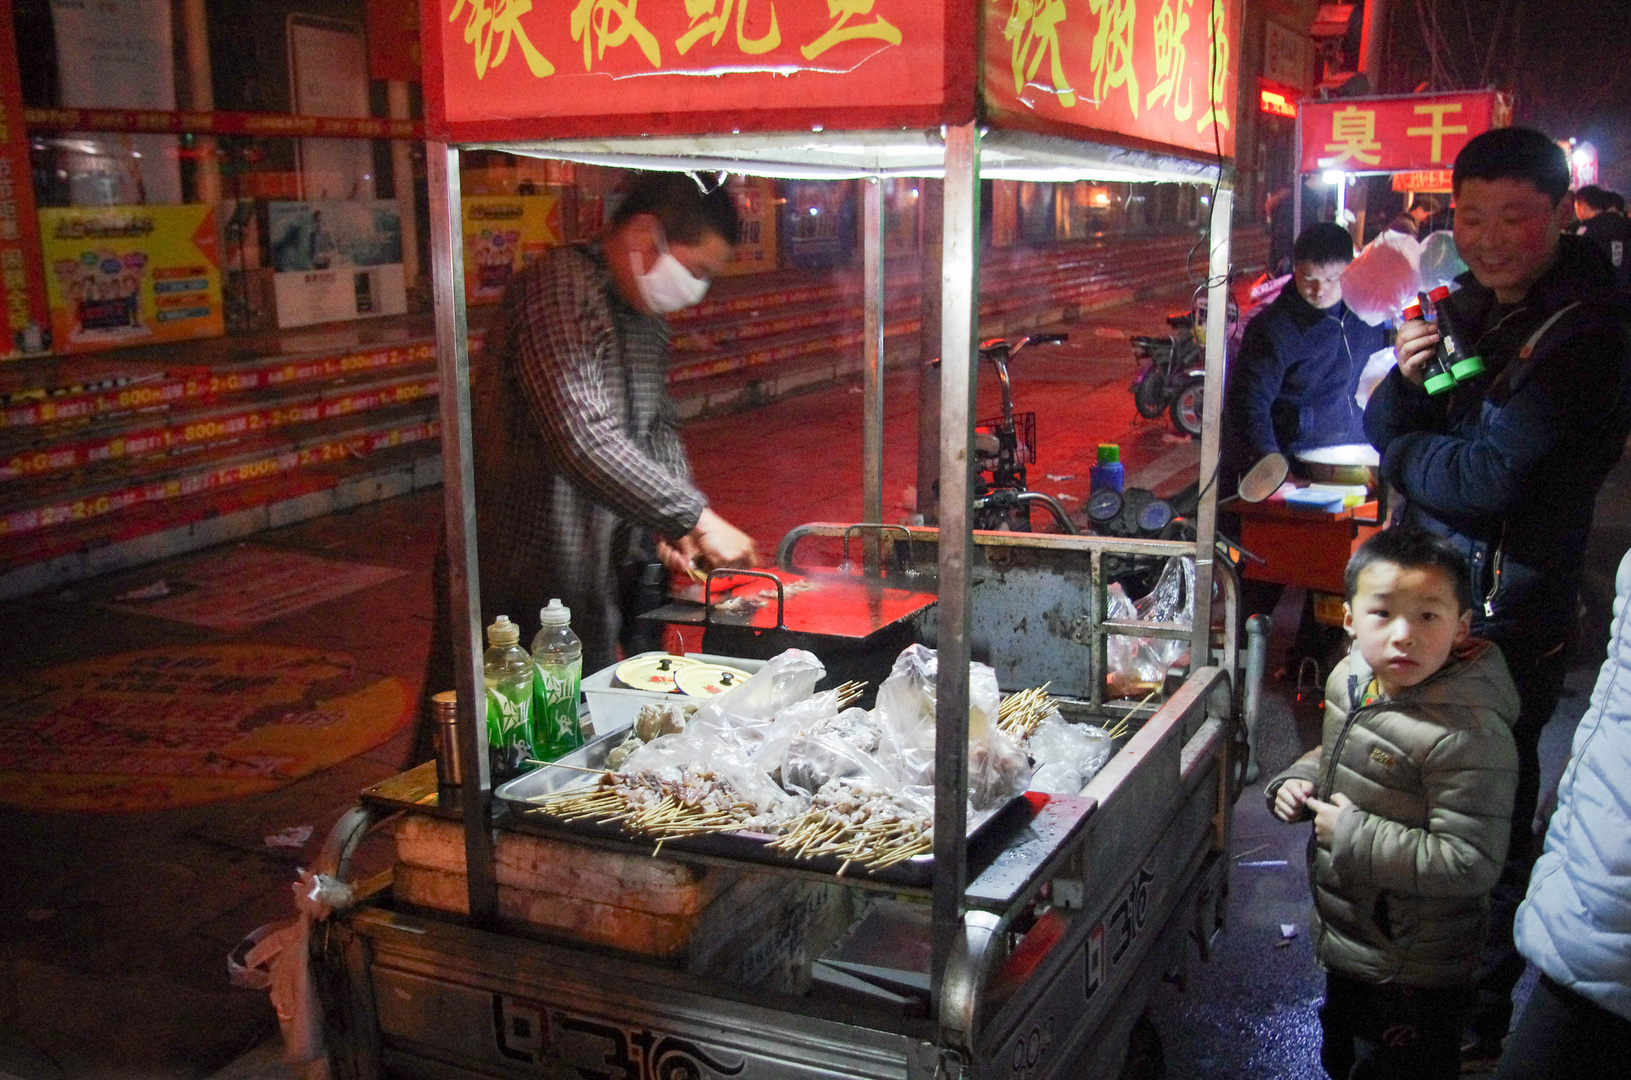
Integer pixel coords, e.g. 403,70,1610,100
430,690,463,786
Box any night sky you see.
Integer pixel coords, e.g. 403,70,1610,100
1376,0,1631,190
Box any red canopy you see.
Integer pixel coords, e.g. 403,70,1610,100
421,0,1239,161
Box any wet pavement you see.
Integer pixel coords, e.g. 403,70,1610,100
0,280,1621,1080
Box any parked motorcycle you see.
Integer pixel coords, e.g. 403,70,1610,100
1129,271,1286,437
970,333,1076,533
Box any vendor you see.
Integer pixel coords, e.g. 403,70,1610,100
1221,222,1388,493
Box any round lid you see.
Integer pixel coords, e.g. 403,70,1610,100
539,598,571,626
674,663,755,698
613,653,697,692
1402,301,1423,320
1428,285,1451,302
1096,443,1121,464
1239,452,1289,503
1086,487,1124,523
486,614,520,646
430,690,457,717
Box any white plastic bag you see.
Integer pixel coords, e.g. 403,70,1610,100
1027,716,1113,793
1418,230,1468,293
1341,229,1422,326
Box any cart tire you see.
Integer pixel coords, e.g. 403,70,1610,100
1169,377,1205,438
1117,1016,1165,1080
1134,366,1168,419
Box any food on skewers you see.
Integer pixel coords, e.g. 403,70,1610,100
605,700,699,769
769,777,933,874
532,762,788,842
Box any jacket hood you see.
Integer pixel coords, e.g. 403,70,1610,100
1338,637,1519,730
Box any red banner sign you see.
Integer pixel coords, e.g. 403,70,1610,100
424,0,948,139
24,108,425,140
368,0,424,81
1298,91,1497,174
982,0,1241,160
0,7,49,359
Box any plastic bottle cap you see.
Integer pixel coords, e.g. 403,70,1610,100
1096,444,1121,464
486,614,521,646
539,598,572,626
1424,370,1457,395
1402,301,1423,320
1451,355,1485,381
1428,285,1452,302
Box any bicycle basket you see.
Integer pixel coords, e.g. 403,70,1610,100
975,412,1037,464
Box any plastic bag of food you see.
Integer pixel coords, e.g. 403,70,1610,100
685,648,826,755
756,688,851,779
1105,583,1170,697
1027,716,1113,793
619,725,800,819
1134,556,1194,670
967,724,1032,810
780,712,901,796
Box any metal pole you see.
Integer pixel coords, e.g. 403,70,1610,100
862,176,885,574
916,180,944,523
388,80,422,292
931,122,979,1011
428,142,499,925
1292,112,1304,239
1191,182,1233,671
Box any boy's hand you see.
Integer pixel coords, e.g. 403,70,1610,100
1273,779,1316,822
1305,793,1354,847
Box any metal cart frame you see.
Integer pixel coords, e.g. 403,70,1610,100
315,7,1252,1076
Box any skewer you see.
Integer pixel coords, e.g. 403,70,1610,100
525,759,610,775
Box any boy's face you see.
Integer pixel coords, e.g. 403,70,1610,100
1453,177,1567,304
1344,561,1472,697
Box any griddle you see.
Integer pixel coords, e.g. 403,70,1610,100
640,566,938,696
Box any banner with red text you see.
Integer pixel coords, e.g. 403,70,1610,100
1298,91,1499,174
983,0,1241,159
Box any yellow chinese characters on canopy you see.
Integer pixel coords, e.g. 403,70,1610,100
1005,0,1075,107
449,0,555,79
1319,105,1382,168
801,0,900,61
677,0,782,55
1088,0,1140,117
571,0,662,70
1406,103,1468,164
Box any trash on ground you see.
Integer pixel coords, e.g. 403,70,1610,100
265,825,314,849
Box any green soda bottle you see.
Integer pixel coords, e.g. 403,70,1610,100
483,615,534,780
530,599,584,760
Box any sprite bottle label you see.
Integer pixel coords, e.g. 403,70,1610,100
485,675,533,778
531,658,583,760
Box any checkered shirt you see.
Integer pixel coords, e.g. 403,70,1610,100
472,244,706,670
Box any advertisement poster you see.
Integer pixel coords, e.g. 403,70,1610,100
0,2,48,357
268,200,406,328
460,194,562,304
719,176,777,277
40,204,223,354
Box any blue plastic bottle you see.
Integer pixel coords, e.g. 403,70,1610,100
1089,444,1124,494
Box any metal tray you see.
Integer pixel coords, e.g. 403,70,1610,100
493,723,1029,887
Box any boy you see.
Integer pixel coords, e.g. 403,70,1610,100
1268,527,1519,1079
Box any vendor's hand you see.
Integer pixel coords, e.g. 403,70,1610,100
1393,318,1440,388
689,508,758,569
1273,779,1316,823
656,535,699,577
1305,792,1353,847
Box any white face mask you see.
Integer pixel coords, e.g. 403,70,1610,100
632,232,710,314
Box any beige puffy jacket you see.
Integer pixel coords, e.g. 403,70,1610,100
1266,639,1519,987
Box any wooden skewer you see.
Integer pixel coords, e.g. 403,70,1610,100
525,759,610,775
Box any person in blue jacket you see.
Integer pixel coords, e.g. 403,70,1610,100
1493,544,1631,1077
1222,222,1388,494
1363,125,1631,1059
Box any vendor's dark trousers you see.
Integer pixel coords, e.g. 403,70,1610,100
1320,972,1469,1080
1491,974,1631,1079
1471,641,1569,1045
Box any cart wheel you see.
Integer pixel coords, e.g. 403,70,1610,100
1117,1016,1165,1080
1134,365,1168,419
1169,377,1205,438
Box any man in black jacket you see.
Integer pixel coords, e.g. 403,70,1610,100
1574,184,1631,292
1223,222,1388,491
1364,126,1631,1059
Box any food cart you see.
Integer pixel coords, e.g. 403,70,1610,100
309,3,1256,1077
